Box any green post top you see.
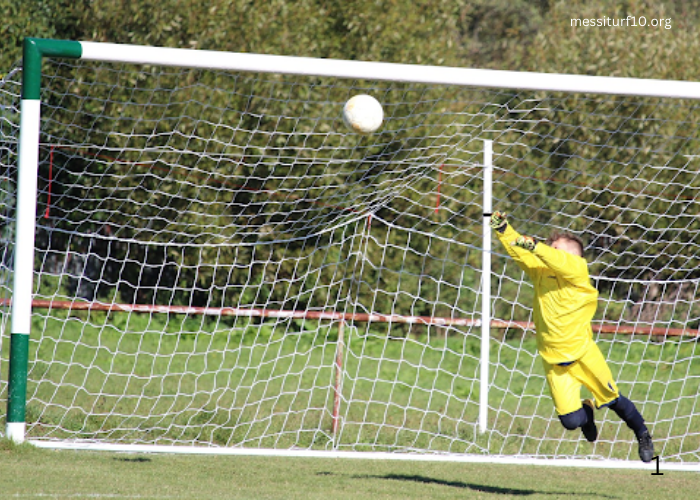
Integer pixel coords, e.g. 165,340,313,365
23,37,82,100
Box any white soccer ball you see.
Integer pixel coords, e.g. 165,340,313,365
343,94,384,134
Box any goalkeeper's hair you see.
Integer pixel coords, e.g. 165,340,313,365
546,231,585,257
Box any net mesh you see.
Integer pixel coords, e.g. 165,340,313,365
0,55,699,462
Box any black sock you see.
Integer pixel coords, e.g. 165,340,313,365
608,395,648,438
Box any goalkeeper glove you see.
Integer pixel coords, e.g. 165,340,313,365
514,235,537,251
489,211,508,233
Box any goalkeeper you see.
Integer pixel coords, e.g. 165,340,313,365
490,211,654,463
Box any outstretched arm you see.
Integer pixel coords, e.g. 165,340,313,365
492,213,591,286
490,212,546,276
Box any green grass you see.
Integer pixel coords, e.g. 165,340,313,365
1,439,699,500
2,308,700,462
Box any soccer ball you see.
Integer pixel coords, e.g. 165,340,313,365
343,94,383,134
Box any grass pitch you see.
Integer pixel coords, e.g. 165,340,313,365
13,311,700,461
2,439,698,500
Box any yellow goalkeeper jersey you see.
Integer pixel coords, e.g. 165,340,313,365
496,224,598,365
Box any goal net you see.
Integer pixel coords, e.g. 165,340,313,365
1,40,699,467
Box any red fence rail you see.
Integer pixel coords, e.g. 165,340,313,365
1,298,697,338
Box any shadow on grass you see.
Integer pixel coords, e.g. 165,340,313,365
113,456,153,463
334,473,617,498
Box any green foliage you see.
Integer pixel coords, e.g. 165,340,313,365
526,0,700,78
2,4,700,464
3,0,698,319
0,0,89,70
4,1,700,78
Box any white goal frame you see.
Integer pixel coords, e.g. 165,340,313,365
4,37,700,472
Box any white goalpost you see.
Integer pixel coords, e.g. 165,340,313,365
1,38,699,471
